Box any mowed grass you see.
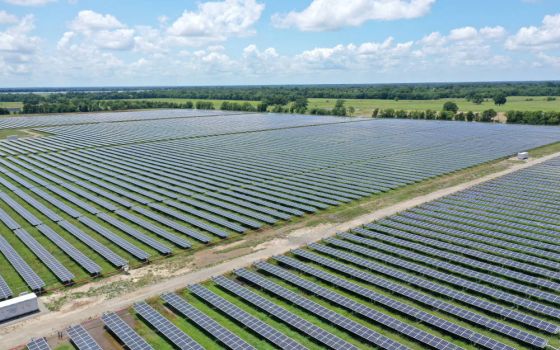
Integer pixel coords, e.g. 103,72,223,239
308,96,560,115
0,101,23,109
107,96,560,116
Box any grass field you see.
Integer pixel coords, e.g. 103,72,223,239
2,96,559,117
308,96,560,115
0,101,23,108
110,96,560,116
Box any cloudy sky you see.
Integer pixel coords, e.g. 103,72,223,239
1,0,559,87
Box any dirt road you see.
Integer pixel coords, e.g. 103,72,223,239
3,151,560,349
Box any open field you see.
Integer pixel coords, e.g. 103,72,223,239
16,152,560,350
308,96,560,115
0,102,23,109
105,96,560,115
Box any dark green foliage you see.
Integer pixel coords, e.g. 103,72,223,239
0,107,10,115
442,101,459,113
331,99,347,116
220,101,257,112
195,101,214,110
506,110,560,125
493,92,507,106
22,100,195,114
479,109,497,122
5,82,560,107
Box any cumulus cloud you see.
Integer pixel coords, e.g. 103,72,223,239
69,10,125,32
3,0,56,6
0,13,39,75
59,10,134,51
168,0,264,44
272,0,436,32
506,13,560,50
0,10,18,24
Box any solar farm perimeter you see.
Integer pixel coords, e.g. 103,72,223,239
23,146,560,350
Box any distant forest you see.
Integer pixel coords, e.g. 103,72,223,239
1,82,560,125
2,81,560,103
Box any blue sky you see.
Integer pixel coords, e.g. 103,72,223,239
0,0,559,87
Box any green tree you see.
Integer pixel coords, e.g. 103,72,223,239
493,93,507,106
479,109,497,122
471,95,484,104
442,101,459,114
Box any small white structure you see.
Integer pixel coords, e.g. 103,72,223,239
6,135,18,141
0,293,39,322
517,152,529,160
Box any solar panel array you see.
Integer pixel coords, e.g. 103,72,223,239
25,154,560,350
26,338,51,350
133,301,204,350
162,292,256,350
101,312,153,350
1,110,559,296
67,325,102,350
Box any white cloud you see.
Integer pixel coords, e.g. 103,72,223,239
3,0,56,6
506,13,560,50
0,14,39,75
0,10,18,24
60,10,134,51
537,53,560,68
272,0,436,32
69,10,125,32
168,0,264,44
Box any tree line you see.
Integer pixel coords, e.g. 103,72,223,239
373,108,498,122
2,81,560,104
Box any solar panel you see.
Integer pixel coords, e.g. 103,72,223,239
58,220,127,268
14,228,74,283
213,275,358,350
239,267,462,350
325,237,560,320
60,183,118,212
188,284,306,350
96,213,171,255
365,223,558,284
30,187,82,219
275,254,546,348
0,234,45,291
165,200,248,233
133,301,204,350
340,231,560,305
36,224,101,275
0,192,43,226
0,206,21,230
308,243,560,334
115,210,190,248
148,203,229,238
76,181,133,208
162,292,255,350
78,216,150,261
13,190,62,222
101,312,154,350
26,337,51,350
0,273,13,300
132,206,210,243
67,325,102,350
47,185,101,215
